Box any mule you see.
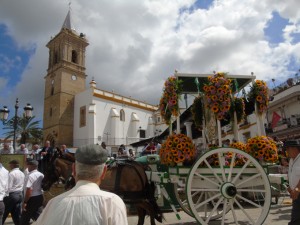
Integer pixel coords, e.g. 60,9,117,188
102,159,163,225
42,156,163,225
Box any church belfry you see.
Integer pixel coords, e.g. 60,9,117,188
43,10,89,147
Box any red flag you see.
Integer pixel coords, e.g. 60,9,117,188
271,112,281,128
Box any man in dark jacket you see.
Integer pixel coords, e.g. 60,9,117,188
38,140,53,173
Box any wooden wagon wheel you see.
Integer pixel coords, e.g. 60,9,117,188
173,181,192,215
186,147,271,225
174,182,230,219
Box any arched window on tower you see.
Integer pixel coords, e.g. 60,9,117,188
120,109,125,121
51,85,54,96
71,50,78,63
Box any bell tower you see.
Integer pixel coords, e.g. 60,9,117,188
43,10,89,147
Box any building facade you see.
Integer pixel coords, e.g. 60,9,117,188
221,79,300,143
43,10,167,148
73,81,164,149
266,80,300,140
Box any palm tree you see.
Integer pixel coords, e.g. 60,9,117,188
2,115,43,145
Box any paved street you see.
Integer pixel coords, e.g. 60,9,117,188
4,198,292,225
127,198,292,225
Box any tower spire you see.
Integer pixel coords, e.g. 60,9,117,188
61,4,76,32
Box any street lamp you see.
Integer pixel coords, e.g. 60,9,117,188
0,98,33,152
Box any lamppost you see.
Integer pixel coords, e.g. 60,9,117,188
0,98,33,152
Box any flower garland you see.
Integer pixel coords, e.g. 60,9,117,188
159,133,196,166
200,137,278,167
230,97,245,123
245,136,278,163
248,80,269,114
191,95,203,129
230,142,246,151
159,76,183,124
203,143,247,167
203,72,232,120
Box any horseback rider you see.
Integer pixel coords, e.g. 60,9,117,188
59,144,75,162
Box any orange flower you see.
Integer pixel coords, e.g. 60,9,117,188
258,150,264,157
212,105,219,112
256,80,262,86
167,141,172,147
217,88,223,94
209,86,216,91
177,143,183,150
203,85,209,91
178,155,185,161
256,96,262,102
211,95,217,101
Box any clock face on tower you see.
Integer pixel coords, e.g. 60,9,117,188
71,75,77,80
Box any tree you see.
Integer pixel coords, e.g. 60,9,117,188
3,115,43,146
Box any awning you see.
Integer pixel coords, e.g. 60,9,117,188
175,72,255,94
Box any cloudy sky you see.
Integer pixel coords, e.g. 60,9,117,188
0,0,300,131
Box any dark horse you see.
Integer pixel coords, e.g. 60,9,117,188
42,153,163,225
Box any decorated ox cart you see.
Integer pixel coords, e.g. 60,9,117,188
135,72,285,225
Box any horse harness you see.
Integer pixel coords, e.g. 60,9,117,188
106,159,150,201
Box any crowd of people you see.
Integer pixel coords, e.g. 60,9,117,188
0,157,44,225
0,137,299,224
0,142,128,225
0,140,60,225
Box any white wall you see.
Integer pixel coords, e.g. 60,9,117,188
74,87,157,147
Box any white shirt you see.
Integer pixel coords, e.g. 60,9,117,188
34,180,128,225
106,147,112,157
8,168,25,193
16,148,29,154
24,169,44,197
0,163,9,200
122,148,129,156
30,149,42,160
288,154,300,189
0,148,12,154
156,143,162,154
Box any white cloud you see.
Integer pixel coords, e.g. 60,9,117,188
0,0,300,123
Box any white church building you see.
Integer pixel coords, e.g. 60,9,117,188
73,80,166,148
42,10,167,150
